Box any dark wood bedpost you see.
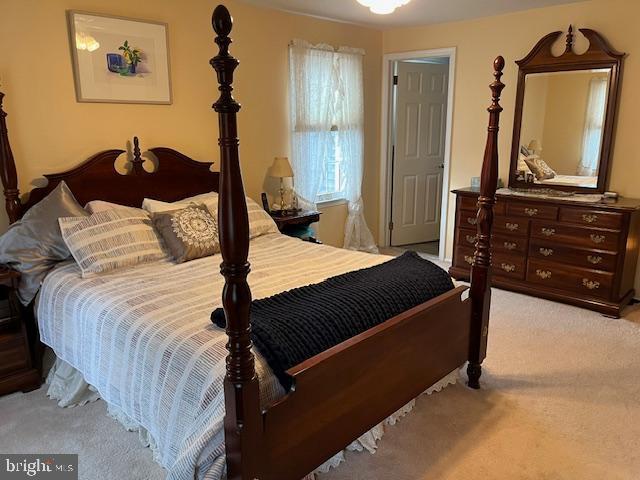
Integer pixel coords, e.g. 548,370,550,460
467,56,505,389
0,91,22,224
210,6,261,480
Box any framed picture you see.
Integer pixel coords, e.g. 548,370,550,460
67,11,172,104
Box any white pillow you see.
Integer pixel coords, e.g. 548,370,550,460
60,209,167,277
142,192,218,214
517,155,532,174
142,192,278,239
245,197,279,238
205,195,279,238
85,200,146,215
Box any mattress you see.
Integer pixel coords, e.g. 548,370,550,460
37,233,402,479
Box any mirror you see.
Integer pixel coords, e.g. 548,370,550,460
509,27,625,193
517,69,611,189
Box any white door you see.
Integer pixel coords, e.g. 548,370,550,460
391,61,448,246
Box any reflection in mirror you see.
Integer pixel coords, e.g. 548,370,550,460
516,68,611,189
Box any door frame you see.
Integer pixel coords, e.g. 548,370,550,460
379,47,456,260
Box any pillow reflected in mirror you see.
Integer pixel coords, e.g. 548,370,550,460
524,155,556,181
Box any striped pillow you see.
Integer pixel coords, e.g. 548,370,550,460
59,209,167,277
208,196,279,239
142,194,278,239
246,197,279,239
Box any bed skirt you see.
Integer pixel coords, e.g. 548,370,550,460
45,356,462,479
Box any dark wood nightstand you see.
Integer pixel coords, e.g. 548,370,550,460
0,267,40,396
271,210,322,243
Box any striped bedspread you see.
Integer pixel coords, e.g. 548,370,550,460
37,233,391,480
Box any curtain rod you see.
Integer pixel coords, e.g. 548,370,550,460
289,40,365,56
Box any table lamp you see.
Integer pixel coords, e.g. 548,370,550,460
527,139,542,155
270,156,293,211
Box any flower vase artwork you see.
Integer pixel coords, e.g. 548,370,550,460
106,40,143,76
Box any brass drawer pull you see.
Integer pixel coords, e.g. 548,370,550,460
582,214,598,224
464,255,474,265
465,234,478,244
536,269,552,280
539,248,553,257
501,263,516,273
541,228,555,237
582,278,600,290
587,255,603,265
590,234,606,244
506,222,519,232
467,217,477,226
525,208,538,216
503,241,517,251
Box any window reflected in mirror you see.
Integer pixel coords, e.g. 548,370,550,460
517,69,611,189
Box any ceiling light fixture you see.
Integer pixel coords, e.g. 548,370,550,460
357,0,411,15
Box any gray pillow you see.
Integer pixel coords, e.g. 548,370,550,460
152,204,219,263
0,181,88,304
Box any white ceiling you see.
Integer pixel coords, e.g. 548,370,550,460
241,0,586,29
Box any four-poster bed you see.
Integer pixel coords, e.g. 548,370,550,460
0,4,505,479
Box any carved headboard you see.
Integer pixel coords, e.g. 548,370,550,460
0,92,219,222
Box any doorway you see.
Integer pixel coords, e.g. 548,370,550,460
379,49,456,260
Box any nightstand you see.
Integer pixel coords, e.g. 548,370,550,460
0,267,40,396
271,210,322,243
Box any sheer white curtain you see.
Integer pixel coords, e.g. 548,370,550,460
288,40,336,211
578,76,608,176
335,48,377,253
289,40,377,252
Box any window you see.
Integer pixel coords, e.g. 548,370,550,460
316,128,345,203
578,75,608,176
288,41,376,252
288,42,363,205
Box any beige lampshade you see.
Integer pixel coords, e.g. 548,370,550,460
270,156,293,178
527,139,541,153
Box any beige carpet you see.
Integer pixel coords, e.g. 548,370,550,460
1,288,639,480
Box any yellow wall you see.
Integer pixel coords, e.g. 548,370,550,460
383,0,640,263
0,0,382,247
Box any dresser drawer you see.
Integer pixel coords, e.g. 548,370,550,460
457,210,480,229
507,202,558,220
492,252,526,280
530,221,620,251
559,207,624,230
0,332,29,377
454,246,476,269
529,240,618,272
456,228,478,248
527,260,613,300
454,246,525,280
459,196,505,216
493,217,529,236
493,234,528,254
460,196,478,212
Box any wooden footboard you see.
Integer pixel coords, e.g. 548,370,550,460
260,286,470,479
209,5,503,480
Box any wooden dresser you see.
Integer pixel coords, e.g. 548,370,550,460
450,188,640,317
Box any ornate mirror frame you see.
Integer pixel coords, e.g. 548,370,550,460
509,27,625,193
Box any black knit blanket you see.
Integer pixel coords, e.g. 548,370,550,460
211,251,454,390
